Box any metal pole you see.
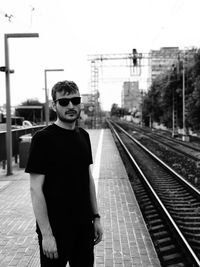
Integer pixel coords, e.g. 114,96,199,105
172,87,175,137
44,69,64,126
4,33,39,175
140,90,143,127
4,35,12,175
6,33,39,38
171,64,175,138
182,55,186,136
44,70,49,126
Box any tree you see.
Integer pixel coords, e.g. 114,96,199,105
110,103,130,118
110,103,119,117
187,75,200,130
142,49,200,131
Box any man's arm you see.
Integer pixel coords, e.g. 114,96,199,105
30,173,58,259
89,167,103,245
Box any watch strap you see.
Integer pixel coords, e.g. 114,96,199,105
93,213,101,220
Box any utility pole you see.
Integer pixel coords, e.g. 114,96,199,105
90,61,99,128
140,89,143,127
88,49,143,128
171,63,178,138
182,52,189,142
172,87,175,137
1,33,39,175
44,69,64,126
182,55,186,134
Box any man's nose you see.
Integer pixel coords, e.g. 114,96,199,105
67,100,74,108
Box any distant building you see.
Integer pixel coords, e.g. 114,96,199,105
81,93,93,104
80,93,103,128
149,47,197,84
81,93,94,115
149,47,180,82
121,81,141,112
81,92,101,115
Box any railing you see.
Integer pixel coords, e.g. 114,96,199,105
0,125,45,163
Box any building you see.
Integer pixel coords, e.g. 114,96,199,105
80,92,103,128
149,47,180,82
81,93,95,116
15,105,43,124
149,47,197,84
121,81,141,112
81,93,93,104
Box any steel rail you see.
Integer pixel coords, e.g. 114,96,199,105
108,119,200,266
117,121,200,160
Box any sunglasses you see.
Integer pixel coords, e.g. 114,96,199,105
55,97,81,106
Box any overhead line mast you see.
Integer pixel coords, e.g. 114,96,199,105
88,49,145,128
88,48,188,131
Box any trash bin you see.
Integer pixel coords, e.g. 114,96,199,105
19,134,32,168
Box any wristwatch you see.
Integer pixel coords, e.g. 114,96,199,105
93,213,101,220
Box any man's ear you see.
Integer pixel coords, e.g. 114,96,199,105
51,101,57,112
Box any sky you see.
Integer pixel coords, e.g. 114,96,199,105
0,0,200,111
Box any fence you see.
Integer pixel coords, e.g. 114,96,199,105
0,125,45,164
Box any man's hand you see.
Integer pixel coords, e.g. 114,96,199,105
94,219,103,245
42,234,58,259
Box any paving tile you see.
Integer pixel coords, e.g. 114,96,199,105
0,129,161,266
95,129,161,267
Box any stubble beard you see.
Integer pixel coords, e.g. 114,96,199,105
57,110,80,123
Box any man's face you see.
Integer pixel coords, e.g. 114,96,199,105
52,91,81,123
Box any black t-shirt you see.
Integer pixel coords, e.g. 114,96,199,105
25,124,93,233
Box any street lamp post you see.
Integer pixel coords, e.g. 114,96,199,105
2,33,39,175
44,69,64,126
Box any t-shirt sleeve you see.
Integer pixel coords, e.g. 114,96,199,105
25,131,47,174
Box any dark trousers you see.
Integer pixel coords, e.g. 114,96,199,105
37,225,94,267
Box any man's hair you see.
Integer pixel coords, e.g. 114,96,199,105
51,80,79,101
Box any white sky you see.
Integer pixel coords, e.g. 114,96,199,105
0,0,200,111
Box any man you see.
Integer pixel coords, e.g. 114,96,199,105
25,80,103,267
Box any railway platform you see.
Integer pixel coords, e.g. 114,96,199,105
0,128,161,267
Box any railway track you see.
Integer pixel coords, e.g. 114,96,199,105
115,120,200,162
108,120,200,267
